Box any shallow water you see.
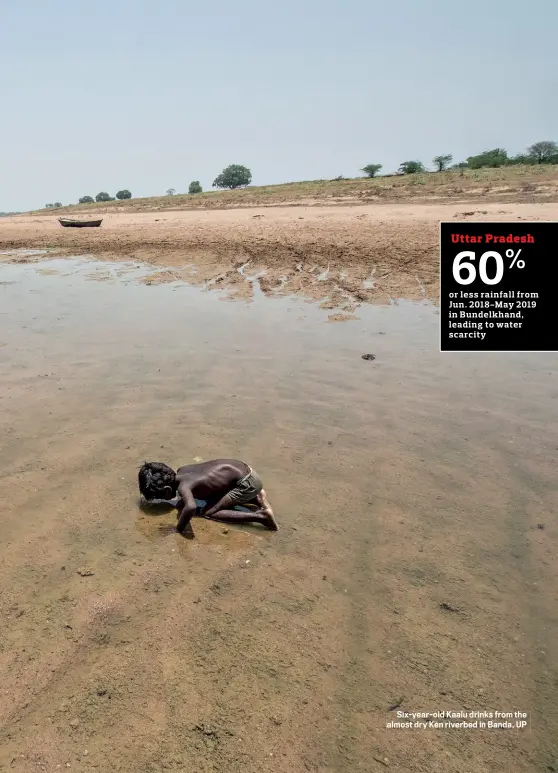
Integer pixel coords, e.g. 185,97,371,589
0,256,557,771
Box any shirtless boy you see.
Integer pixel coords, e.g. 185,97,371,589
138,459,277,538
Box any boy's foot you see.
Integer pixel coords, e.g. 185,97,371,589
258,491,278,530
263,510,278,531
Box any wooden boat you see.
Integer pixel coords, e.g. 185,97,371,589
58,217,103,228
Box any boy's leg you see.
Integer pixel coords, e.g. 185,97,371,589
202,509,275,528
201,491,278,530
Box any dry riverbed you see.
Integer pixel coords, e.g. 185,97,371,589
0,200,557,772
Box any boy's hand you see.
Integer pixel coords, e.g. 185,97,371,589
176,519,195,539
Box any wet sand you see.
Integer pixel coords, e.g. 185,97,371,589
1,201,557,308
0,257,557,772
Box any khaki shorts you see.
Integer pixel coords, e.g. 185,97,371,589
228,467,262,505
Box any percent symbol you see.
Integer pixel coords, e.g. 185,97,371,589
506,248,525,269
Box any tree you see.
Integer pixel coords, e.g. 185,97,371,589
79,195,94,204
45,203,54,208
433,154,453,172
166,188,176,196
398,160,426,174
526,141,558,164
467,148,508,169
361,164,382,178
188,181,203,194
212,164,252,189
116,190,132,200
95,192,114,202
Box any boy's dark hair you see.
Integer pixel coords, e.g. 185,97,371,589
138,461,177,500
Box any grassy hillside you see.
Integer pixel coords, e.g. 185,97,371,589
34,165,558,215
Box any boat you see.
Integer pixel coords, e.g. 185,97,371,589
58,218,103,228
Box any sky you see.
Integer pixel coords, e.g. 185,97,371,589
1,0,556,211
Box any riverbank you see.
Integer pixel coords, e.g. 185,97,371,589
1,201,556,307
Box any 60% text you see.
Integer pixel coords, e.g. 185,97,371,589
453,249,525,286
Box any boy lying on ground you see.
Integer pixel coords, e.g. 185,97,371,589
138,459,278,538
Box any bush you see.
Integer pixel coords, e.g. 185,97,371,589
116,190,132,200
507,154,533,166
188,181,203,194
79,196,94,204
361,164,382,178
212,164,252,189
398,160,426,174
95,192,114,202
467,148,508,169
433,154,453,172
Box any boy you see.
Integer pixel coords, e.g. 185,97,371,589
138,459,278,538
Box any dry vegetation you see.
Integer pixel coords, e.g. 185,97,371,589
33,165,558,215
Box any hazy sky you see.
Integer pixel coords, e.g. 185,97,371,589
1,0,556,211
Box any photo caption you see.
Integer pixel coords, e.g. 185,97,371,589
386,709,531,731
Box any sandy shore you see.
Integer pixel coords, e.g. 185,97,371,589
2,201,556,307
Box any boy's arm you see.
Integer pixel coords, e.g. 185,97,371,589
176,482,197,535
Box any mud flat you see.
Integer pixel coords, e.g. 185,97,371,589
1,201,557,309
